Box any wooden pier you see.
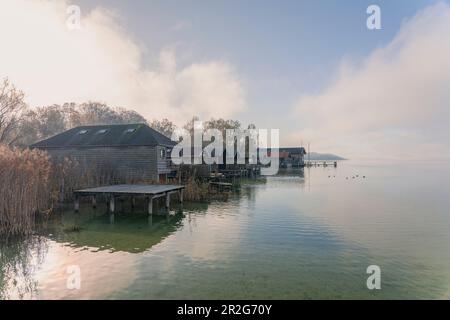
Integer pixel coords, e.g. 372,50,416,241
209,182,233,192
305,161,338,168
74,184,185,214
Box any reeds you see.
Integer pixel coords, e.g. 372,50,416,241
182,177,211,201
51,157,161,203
50,157,121,202
0,146,51,236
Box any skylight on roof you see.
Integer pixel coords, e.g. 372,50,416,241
125,128,137,133
97,129,108,134
78,130,88,135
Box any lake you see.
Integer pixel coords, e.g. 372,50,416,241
1,161,449,299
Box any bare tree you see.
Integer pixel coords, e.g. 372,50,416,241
0,78,27,145
116,107,148,125
149,118,176,137
182,116,200,136
204,118,241,133
17,102,150,145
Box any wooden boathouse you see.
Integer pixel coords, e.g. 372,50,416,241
30,123,177,182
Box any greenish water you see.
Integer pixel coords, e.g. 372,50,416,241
1,161,449,299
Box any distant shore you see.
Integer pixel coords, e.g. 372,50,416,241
306,152,346,161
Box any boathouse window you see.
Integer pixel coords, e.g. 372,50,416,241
78,130,88,135
160,148,166,159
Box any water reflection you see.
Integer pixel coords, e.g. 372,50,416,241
0,236,48,300
44,202,210,254
277,167,306,178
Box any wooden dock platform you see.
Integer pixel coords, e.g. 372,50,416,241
74,184,185,214
305,161,338,168
209,182,233,191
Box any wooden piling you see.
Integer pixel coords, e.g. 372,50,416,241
148,196,153,215
109,196,115,213
74,196,80,212
165,192,170,209
179,189,184,203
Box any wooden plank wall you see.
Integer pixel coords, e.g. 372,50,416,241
44,146,160,181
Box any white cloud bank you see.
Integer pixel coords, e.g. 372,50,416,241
0,0,246,124
293,2,450,160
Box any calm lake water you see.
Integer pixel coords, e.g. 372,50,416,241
1,161,449,299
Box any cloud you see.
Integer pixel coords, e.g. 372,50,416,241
0,0,247,124
293,2,450,160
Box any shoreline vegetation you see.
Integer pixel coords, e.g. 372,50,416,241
0,146,51,236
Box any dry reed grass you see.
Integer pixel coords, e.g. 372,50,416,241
51,157,122,202
0,146,51,235
182,177,211,201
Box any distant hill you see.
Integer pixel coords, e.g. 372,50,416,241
306,152,346,161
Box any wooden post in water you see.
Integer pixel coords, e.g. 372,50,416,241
92,195,97,209
74,195,80,212
148,196,153,215
148,214,153,226
109,195,115,213
165,192,170,210
179,189,184,203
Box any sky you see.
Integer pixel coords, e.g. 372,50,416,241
1,0,449,160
